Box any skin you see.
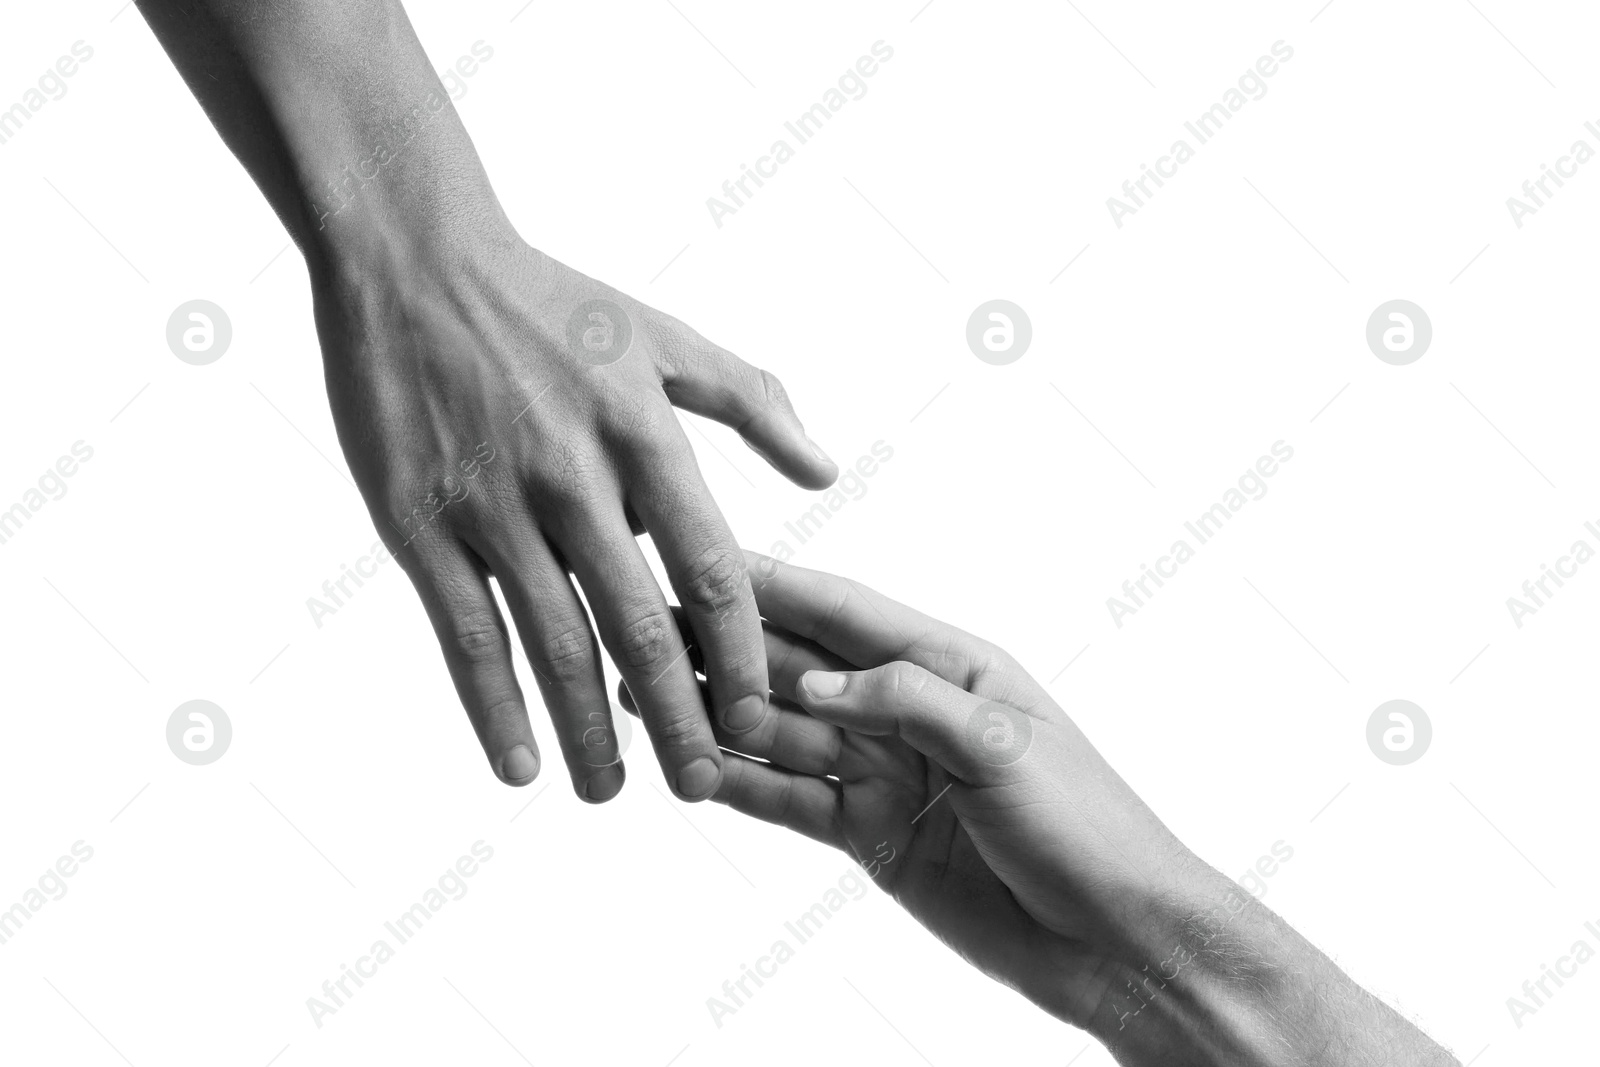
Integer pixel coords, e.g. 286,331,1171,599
136,0,837,801
622,553,1460,1065
129,4,1453,1054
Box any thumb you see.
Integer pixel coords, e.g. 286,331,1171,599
660,344,838,491
795,662,1037,784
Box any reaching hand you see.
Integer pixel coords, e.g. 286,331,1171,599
320,237,837,802
136,0,837,804
623,553,1458,1066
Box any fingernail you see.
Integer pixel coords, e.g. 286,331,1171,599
807,435,833,467
584,764,625,803
502,744,539,783
801,671,847,699
724,694,767,733
677,757,720,799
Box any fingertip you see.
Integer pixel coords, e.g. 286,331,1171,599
799,436,840,490
582,762,626,803
798,670,848,702
742,429,837,491
674,755,722,801
722,693,767,733
794,466,839,492
498,743,541,786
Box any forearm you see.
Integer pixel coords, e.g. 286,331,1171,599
137,0,508,271
1090,867,1457,1067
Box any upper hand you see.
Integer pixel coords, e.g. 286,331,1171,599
315,226,837,802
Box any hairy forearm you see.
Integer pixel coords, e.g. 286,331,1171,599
1089,869,1458,1067
137,0,507,269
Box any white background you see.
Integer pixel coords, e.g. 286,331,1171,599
1,1,1596,1064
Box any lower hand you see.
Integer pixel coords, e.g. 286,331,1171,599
635,553,1457,1066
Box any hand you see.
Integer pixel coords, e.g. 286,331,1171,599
137,0,836,804
628,554,1457,1066
628,554,1188,1030
319,231,837,802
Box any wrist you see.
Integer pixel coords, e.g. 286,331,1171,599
286,101,514,281
223,2,511,274
293,103,511,274
1083,869,1456,1067
1082,870,1291,1067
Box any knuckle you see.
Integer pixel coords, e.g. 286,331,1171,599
680,546,749,616
602,391,672,451
771,771,799,820
613,608,676,670
536,622,595,682
825,579,864,639
970,641,1017,682
881,661,928,701
643,705,706,747
970,637,1005,664
383,477,475,547
811,580,854,640
448,612,507,665
640,311,688,356
757,367,794,413
482,697,526,724
528,447,604,513
929,632,1007,690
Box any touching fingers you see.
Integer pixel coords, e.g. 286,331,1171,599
747,555,1056,727
617,677,844,780
625,442,772,740
758,620,853,704
553,503,723,801
794,661,1037,786
709,752,845,850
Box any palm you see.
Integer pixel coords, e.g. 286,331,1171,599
832,727,1110,1025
